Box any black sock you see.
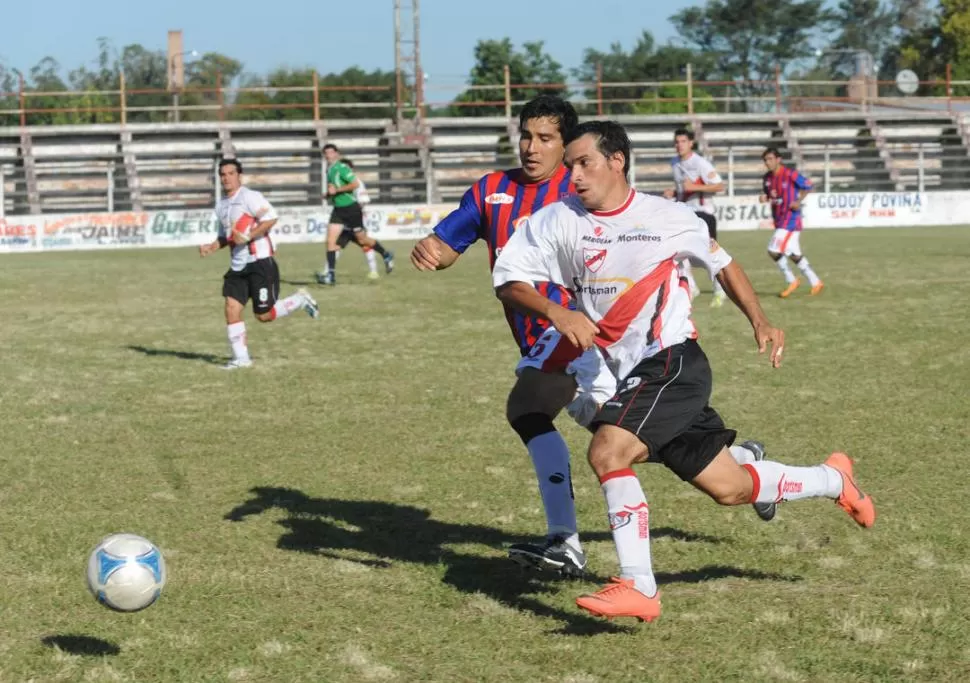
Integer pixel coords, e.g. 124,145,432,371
327,250,337,270
372,242,387,257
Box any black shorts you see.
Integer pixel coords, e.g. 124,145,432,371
222,257,280,315
593,340,736,481
695,211,717,239
330,203,365,230
336,228,360,249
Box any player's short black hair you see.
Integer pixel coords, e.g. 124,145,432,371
674,127,694,141
323,143,339,153
564,120,631,176
518,95,579,139
762,147,782,159
219,158,243,174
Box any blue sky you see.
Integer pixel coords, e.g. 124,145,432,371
0,0,702,100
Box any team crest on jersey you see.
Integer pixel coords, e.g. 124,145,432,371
707,171,718,180
593,226,604,237
485,192,515,205
583,248,608,272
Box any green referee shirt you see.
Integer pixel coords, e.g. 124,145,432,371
327,160,358,208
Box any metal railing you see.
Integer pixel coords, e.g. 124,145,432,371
2,65,970,125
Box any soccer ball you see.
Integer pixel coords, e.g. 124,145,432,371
86,533,166,612
231,213,256,245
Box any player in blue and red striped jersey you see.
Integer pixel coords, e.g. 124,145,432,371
760,147,825,298
410,95,614,578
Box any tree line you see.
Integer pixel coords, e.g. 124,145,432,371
0,0,963,124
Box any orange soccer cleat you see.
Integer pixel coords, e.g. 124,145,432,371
824,452,876,528
810,281,825,296
779,278,801,298
576,578,662,623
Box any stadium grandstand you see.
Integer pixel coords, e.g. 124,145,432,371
2,80,969,216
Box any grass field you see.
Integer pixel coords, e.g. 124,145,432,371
1,226,969,682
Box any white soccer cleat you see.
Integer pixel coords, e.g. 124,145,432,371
222,359,253,370
367,270,380,281
297,288,320,319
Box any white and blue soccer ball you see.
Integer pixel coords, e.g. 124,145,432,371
86,533,166,612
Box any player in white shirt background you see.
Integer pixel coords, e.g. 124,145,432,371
200,159,319,370
664,127,728,308
493,120,875,623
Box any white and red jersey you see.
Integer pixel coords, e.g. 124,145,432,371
671,152,722,214
216,186,279,271
493,189,732,381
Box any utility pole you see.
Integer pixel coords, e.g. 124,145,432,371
394,0,422,125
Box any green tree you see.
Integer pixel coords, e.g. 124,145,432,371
318,67,398,119
180,52,243,121
449,39,566,116
0,64,21,126
575,31,716,115
23,57,70,124
821,0,896,78
886,0,970,94
670,0,830,110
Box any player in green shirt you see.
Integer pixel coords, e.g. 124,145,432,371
318,144,394,286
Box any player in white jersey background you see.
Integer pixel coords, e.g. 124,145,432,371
664,128,728,307
493,120,875,623
200,159,319,370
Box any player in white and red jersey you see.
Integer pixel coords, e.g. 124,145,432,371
200,158,319,370
493,121,875,623
663,127,727,307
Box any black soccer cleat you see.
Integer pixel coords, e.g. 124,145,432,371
742,439,777,522
508,535,587,578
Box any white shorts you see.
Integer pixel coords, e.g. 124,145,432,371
767,229,801,256
516,328,617,428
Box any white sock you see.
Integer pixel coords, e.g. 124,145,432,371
364,249,378,274
776,256,796,284
601,469,656,597
271,293,305,320
527,431,581,550
227,322,250,362
729,445,757,465
712,278,725,297
743,461,843,503
796,257,821,286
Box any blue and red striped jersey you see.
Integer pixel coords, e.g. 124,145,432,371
763,165,813,231
434,165,574,355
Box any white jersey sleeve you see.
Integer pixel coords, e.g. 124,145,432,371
694,155,723,185
492,210,567,289
669,213,733,278
242,188,278,222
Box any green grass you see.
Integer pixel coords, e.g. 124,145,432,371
1,227,969,682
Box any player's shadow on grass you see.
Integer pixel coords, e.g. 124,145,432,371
226,486,748,635
126,345,224,366
41,635,120,657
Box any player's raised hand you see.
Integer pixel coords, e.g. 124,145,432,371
410,236,441,271
550,308,600,351
755,322,785,368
